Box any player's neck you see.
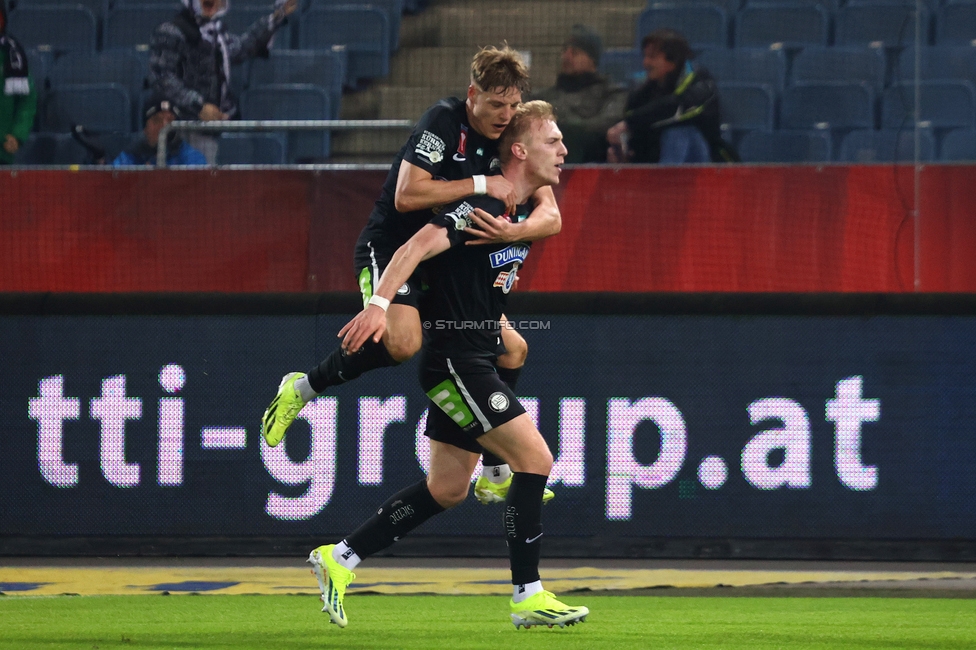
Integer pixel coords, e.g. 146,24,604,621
501,166,540,206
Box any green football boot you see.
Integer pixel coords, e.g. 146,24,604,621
260,372,307,447
308,545,356,628
510,590,589,629
474,474,555,505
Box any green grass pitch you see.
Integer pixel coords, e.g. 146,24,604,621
1,594,974,649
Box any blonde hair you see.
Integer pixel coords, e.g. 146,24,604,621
471,45,531,94
498,100,556,163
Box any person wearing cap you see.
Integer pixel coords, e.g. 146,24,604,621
0,0,37,165
149,0,297,163
531,24,626,163
606,28,738,164
112,97,207,166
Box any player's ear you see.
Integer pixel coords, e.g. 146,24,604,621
512,142,528,161
466,83,478,102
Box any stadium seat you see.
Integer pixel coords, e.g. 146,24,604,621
698,47,786,91
25,48,52,97
838,128,936,162
298,6,390,84
239,83,331,162
737,129,832,162
249,50,345,118
41,83,133,134
734,4,828,48
600,48,644,87
7,6,98,54
897,46,976,83
14,132,129,164
12,0,107,20
222,7,292,49
881,81,976,130
12,133,58,165
306,0,403,52
217,133,287,164
104,4,180,50
717,82,776,138
940,127,976,161
646,0,742,12
791,46,886,93
50,51,148,105
637,4,729,49
936,3,976,46
836,1,930,48
780,82,875,131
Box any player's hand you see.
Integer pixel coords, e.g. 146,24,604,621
338,304,387,354
464,207,517,245
199,103,227,121
484,175,518,216
3,134,19,155
273,0,297,19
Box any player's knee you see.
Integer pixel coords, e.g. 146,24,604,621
383,329,422,362
427,476,469,509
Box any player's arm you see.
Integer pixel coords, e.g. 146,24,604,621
463,185,562,245
394,160,519,215
338,224,451,354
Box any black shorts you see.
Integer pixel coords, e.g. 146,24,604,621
420,352,526,453
354,239,425,309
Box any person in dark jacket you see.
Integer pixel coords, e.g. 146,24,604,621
113,96,206,166
148,0,296,162
532,25,626,163
606,29,738,164
0,0,37,165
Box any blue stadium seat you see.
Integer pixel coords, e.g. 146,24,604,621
637,4,729,49
306,0,403,52
940,128,976,161
698,47,786,91
647,0,742,12
937,3,976,46
298,6,390,84
239,83,331,162
13,0,107,20
839,128,936,162
15,132,129,164
791,46,886,93
50,51,148,104
737,129,832,162
7,6,98,54
734,4,828,48
223,7,292,49
13,133,58,165
249,50,345,118
781,82,875,131
217,133,287,164
836,2,930,48
41,83,133,134
104,4,179,50
897,46,976,83
25,48,53,97
600,48,644,87
741,0,840,9
717,82,776,137
882,81,976,130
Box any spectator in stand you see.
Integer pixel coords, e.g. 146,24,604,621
532,25,626,163
0,0,37,166
149,0,297,163
606,29,738,164
113,96,206,166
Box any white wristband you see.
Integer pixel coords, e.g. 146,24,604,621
368,295,390,312
472,174,487,195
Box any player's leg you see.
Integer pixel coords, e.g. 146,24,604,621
478,415,588,629
261,266,423,447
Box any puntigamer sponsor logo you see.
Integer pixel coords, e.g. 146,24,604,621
489,244,530,268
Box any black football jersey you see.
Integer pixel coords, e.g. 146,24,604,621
356,97,501,258
421,195,532,359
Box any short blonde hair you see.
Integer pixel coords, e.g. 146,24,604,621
471,45,531,95
498,100,556,163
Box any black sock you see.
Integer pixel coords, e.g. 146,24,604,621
504,472,547,585
346,480,445,559
481,366,522,469
307,339,399,394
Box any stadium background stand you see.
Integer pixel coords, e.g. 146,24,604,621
7,0,976,164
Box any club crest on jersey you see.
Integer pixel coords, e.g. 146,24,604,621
492,266,519,294
489,243,530,268
453,126,467,161
445,201,475,230
415,130,446,164
489,157,501,169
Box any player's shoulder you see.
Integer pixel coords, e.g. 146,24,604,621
417,97,465,129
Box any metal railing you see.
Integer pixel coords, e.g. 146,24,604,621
156,119,415,168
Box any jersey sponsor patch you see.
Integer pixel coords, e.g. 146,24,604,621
415,130,446,164
445,201,476,230
489,243,530,268
492,264,519,294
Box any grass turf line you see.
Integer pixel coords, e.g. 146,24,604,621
1,595,974,649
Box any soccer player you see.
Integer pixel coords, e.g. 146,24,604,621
307,101,588,630
261,45,561,505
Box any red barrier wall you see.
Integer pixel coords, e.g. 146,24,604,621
3,166,975,293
